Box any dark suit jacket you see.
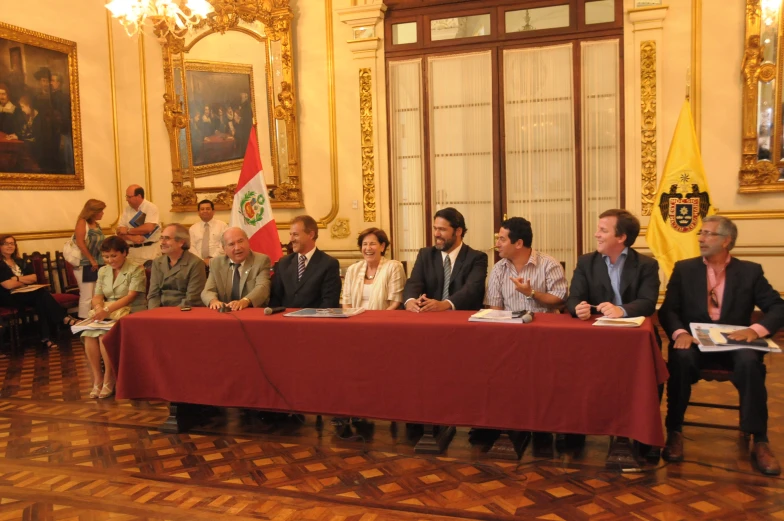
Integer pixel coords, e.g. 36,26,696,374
269,248,341,308
402,244,488,311
566,248,660,318
660,256,784,339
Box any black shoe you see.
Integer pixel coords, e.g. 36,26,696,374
532,432,554,458
468,428,500,444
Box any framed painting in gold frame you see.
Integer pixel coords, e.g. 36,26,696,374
180,61,265,179
0,21,83,190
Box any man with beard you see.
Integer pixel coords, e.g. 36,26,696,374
403,207,488,312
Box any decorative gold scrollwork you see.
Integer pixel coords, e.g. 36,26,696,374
359,68,376,222
739,0,784,192
159,0,302,212
640,41,657,216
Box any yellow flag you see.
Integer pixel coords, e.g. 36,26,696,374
646,100,714,278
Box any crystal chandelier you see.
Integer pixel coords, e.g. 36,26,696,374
106,0,215,38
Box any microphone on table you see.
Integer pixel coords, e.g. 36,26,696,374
521,311,535,324
264,306,287,315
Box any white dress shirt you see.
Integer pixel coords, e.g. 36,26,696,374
189,218,228,260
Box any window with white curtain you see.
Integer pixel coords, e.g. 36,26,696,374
504,44,577,274
428,51,495,261
385,0,623,271
388,59,425,267
581,39,621,252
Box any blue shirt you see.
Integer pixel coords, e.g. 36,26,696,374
603,247,628,317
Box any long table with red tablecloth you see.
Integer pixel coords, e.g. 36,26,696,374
102,308,669,446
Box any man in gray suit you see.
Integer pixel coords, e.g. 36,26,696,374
201,227,271,310
148,223,206,309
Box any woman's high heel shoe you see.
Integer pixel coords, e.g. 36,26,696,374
89,384,101,399
98,381,115,399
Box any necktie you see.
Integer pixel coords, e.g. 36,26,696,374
230,263,241,301
442,255,452,300
201,222,210,259
297,254,306,281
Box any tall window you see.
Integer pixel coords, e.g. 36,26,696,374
386,0,623,275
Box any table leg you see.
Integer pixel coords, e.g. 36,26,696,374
160,402,201,434
487,431,531,460
414,424,456,454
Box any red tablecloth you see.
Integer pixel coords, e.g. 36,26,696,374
103,308,669,446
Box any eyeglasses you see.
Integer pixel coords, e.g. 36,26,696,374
697,230,726,237
710,288,720,308
1,241,15,246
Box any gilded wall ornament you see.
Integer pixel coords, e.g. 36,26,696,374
640,41,657,216
359,68,376,222
330,217,351,239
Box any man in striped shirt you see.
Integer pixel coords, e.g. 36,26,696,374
484,217,568,314
481,217,567,456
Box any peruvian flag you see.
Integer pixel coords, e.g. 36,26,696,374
230,127,282,264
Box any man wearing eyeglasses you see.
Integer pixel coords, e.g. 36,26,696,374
660,215,784,475
116,185,161,267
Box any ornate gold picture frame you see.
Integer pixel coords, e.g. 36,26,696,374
158,0,301,212
0,21,83,190
739,0,784,192
179,61,266,179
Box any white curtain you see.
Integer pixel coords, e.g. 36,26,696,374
428,51,494,261
388,59,425,268
503,44,577,275
581,39,621,252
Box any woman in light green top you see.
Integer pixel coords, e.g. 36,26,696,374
82,236,147,399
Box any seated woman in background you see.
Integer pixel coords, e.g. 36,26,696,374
82,236,146,399
73,199,106,318
342,227,406,311
0,234,74,348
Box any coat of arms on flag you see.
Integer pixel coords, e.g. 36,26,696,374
658,179,711,233
239,191,266,226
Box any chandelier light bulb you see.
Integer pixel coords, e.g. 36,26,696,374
105,0,215,38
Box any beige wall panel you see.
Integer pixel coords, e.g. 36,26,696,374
1,2,120,254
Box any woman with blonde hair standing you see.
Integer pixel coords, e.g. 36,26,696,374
73,199,106,318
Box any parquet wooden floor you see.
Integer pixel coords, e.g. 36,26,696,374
0,331,782,520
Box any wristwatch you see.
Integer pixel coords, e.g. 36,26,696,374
527,289,536,300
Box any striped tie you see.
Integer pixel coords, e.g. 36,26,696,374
297,254,306,280
442,255,452,300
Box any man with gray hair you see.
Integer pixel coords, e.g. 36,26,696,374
660,215,784,475
201,227,271,310
148,223,206,309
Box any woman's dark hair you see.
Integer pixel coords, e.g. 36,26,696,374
357,227,390,256
100,236,129,255
0,234,19,260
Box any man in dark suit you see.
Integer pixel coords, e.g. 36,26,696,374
403,207,488,312
270,215,341,309
201,227,271,310
566,208,660,467
660,216,784,475
567,209,659,319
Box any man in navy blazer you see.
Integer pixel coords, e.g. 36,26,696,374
269,215,341,309
566,209,660,467
567,209,660,320
660,216,784,475
403,207,488,312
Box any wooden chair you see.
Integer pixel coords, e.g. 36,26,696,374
681,368,741,431
53,251,81,313
0,307,19,352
